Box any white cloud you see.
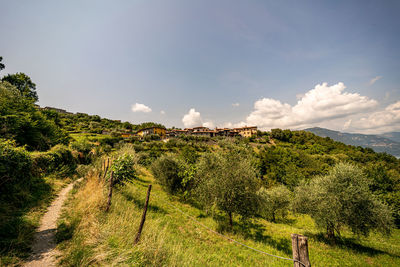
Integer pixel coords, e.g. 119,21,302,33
232,103,240,107
343,119,352,130
160,110,166,115
182,108,203,128
203,121,215,128
346,101,400,134
369,76,382,85
131,103,152,113
246,82,378,130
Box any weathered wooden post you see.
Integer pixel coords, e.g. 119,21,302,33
105,171,114,212
134,184,152,244
291,234,311,267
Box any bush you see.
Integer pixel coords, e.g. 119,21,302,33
32,145,77,177
110,154,137,184
257,185,291,222
70,139,94,164
150,154,182,194
0,139,32,193
293,162,394,239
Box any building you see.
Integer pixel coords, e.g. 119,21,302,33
234,126,258,138
215,128,239,137
165,126,257,138
43,106,73,114
136,127,166,138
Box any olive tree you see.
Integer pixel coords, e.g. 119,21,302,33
258,185,291,222
193,150,260,227
293,162,394,240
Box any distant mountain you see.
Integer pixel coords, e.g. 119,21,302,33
379,132,400,143
304,127,400,157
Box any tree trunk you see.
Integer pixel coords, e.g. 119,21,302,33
327,223,335,242
228,211,233,227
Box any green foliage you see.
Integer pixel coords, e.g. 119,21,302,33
0,139,32,195
0,81,69,151
0,56,4,72
110,154,137,184
32,145,77,177
257,185,291,222
70,139,95,164
1,72,38,102
150,154,183,194
193,150,260,227
293,162,394,239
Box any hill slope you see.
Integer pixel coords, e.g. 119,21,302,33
56,168,400,266
305,127,400,157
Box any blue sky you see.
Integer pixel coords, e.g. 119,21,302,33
1,0,399,133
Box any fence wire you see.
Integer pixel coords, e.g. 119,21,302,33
150,191,307,267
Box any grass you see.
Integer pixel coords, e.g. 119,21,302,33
57,168,400,266
69,133,111,143
0,176,70,266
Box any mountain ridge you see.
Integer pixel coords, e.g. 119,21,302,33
304,127,400,157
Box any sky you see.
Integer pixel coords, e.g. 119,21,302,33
1,0,399,134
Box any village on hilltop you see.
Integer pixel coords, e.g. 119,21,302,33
136,125,258,139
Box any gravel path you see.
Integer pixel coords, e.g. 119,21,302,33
24,178,82,267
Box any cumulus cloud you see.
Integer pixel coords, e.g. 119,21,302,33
246,82,378,130
182,108,203,128
182,108,216,128
369,76,382,85
346,101,400,134
131,103,152,113
203,121,215,128
232,103,240,107
160,110,166,115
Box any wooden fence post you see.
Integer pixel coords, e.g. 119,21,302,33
105,171,114,212
134,184,152,244
291,234,311,267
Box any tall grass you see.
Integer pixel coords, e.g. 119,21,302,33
57,167,400,266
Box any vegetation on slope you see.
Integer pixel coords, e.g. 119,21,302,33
57,158,400,266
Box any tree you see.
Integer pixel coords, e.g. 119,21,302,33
150,154,182,194
293,162,394,240
193,150,260,227
1,72,38,102
257,185,291,222
0,81,68,150
0,56,5,72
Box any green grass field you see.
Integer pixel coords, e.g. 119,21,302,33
69,133,111,142
57,168,400,266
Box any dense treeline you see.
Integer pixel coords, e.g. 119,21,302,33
54,110,165,134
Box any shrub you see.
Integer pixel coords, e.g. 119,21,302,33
293,162,394,240
257,185,291,222
0,139,32,193
32,144,77,177
70,139,94,164
110,154,137,184
150,154,182,194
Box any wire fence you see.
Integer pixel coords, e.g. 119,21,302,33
150,191,307,267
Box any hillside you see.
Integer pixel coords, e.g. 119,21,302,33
380,132,400,143
57,166,400,266
305,127,400,157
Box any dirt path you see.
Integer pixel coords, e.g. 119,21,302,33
24,178,82,267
